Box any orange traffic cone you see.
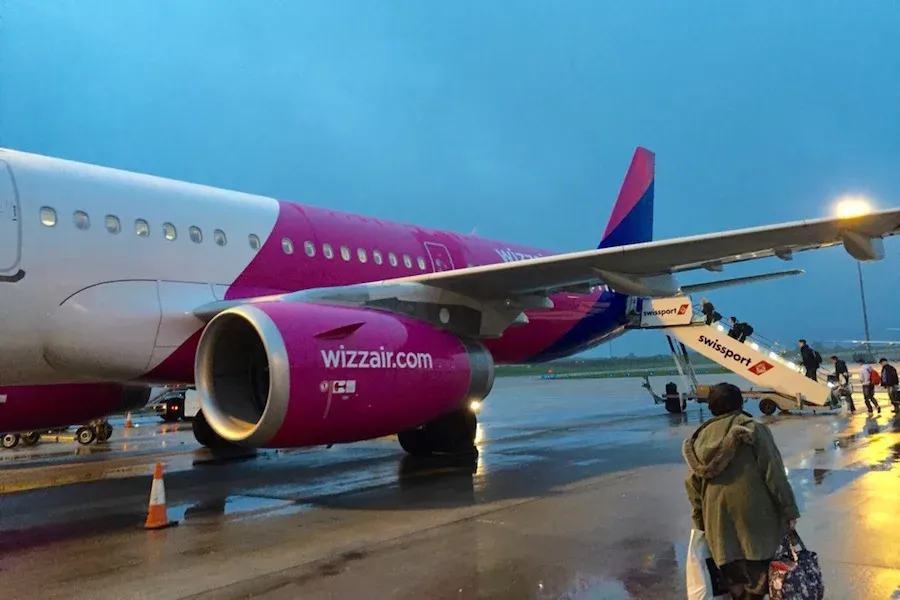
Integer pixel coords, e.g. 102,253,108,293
144,462,177,529
125,412,134,428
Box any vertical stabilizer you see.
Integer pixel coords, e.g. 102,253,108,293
598,147,655,248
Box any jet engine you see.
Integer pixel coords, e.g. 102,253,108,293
193,302,494,448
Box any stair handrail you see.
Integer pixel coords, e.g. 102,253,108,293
691,303,831,383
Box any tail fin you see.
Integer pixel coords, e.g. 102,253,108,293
598,147,655,249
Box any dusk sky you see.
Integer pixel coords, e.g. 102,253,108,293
2,2,899,357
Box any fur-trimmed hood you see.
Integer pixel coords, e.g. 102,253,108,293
683,413,756,480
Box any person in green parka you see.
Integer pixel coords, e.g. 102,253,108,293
683,383,801,600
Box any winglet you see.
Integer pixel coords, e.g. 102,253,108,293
598,147,655,249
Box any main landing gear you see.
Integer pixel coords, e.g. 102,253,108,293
397,408,478,457
75,420,114,445
192,410,238,450
1,420,113,449
2,431,39,449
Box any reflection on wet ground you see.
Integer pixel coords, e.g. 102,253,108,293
2,375,900,599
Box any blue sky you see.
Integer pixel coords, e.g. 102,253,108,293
2,1,899,356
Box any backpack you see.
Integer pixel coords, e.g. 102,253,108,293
871,369,882,386
813,350,822,365
742,323,754,337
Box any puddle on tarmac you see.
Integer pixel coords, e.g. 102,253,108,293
549,575,630,599
573,458,607,468
787,467,866,500
170,495,315,523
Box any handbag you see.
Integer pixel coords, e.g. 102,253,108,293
686,529,729,600
768,531,825,599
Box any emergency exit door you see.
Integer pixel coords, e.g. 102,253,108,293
0,160,20,274
424,242,455,272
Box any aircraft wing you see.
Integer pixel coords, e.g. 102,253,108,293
194,209,900,338
389,209,900,298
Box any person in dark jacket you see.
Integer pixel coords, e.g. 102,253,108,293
727,317,752,343
829,355,856,412
727,317,740,339
701,298,720,325
830,355,850,387
683,383,799,599
798,339,821,381
879,358,899,411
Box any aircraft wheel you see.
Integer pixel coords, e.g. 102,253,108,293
22,432,41,446
97,422,113,443
759,398,778,416
2,433,20,449
192,410,237,449
76,426,97,445
398,409,478,457
397,428,432,456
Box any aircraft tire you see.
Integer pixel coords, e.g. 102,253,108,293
76,426,96,445
22,432,41,446
97,422,113,443
759,398,778,416
192,410,237,450
398,409,478,457
2,433,20,449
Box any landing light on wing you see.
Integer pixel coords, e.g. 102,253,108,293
835,195,874,218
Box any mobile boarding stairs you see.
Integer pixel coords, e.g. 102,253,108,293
627,296,843,415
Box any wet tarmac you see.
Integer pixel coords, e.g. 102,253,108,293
1,375,899,599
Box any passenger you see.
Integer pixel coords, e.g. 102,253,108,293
798,339,822,381
829,355,850,387
827,373,856,412
701,298,718,325
683,383,800,600
727,317,752,343
727,317,741,339
878,358,899,412
857,358,881,414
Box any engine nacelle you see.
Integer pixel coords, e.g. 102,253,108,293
0,383,151,433
194,302,495,448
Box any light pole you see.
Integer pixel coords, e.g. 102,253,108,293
836,195,876,362
856,260,874,362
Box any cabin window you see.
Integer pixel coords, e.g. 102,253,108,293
135,219,150,237
163,222,177,241
74,210,90,230
403,254,412,268
40,206,57,227
357,248,367,263
105,215,121,234
373,250,383,265
248,234,261,251
214,229,227,246
282,237,294,254
189,226,203,244
417,256,426,270
340,245,351,261
388,252,398,267
323,243,334,259
304,241,315,257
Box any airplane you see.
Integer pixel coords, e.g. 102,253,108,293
1,146,899,456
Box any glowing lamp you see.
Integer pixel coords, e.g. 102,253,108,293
834,196,873,219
